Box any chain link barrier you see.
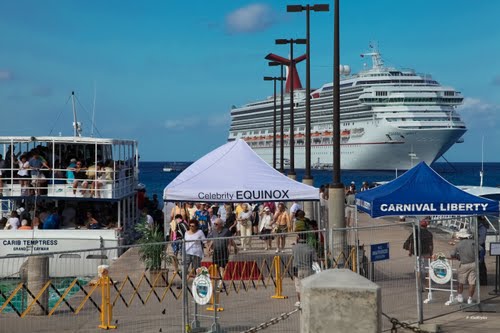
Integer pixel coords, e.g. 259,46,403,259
382,312,430,333
240,307,300,333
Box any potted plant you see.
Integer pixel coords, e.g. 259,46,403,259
136,222,169,286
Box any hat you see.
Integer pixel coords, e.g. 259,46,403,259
263,207,270,212
456,228,472,239
70,158,77,163
351,181,355,185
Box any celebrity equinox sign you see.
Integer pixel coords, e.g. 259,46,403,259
198,190,290,201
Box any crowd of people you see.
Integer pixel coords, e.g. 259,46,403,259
163,200,322,301
167,201,321,253
0,144,135,197
0,201,121,231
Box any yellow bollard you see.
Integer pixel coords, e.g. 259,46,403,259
206,264,224,311
98,265,116,330
271,256,287,299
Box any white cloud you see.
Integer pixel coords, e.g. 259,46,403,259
458,97,500,128
0,70,13,80
458,97,499,113
225,4,277,34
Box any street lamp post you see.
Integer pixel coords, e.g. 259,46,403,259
264,76,286,169
328,0,346,271
276,38,306,179
287,3,329,219
287,4,329,180
268,62,286,173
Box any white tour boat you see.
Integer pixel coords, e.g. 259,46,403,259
0,93,140,277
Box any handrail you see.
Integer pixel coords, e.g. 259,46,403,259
0,166,136,199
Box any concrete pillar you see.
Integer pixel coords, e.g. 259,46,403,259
302,178,314,221
287,174,297,181
27,256,50,315
301,269,381,333
328,186,346,262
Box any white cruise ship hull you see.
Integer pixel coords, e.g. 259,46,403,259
254,126,466,170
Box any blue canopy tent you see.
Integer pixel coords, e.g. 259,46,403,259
355,162,498,322
356,162,499,218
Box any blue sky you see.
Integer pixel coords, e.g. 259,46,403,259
1,0,499,162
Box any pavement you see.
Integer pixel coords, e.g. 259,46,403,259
1,212,500,332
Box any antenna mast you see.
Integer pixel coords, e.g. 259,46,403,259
71,91,82,137
480,136,484,187
91,81,96,137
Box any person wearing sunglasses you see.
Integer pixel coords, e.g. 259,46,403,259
183,219,206,277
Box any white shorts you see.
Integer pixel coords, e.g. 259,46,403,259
345,206,355,218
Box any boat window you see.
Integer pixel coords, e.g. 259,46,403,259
86,254,108,260
60,254,81,259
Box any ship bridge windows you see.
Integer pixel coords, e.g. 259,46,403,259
444,91,455,96
375,91,388,96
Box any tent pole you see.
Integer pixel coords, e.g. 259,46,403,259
474,216,480,305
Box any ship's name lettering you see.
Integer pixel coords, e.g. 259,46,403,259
380,203,489,213
236,190,289,200
198,190,290,201
3,239,58,246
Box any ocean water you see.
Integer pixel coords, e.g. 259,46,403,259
139,162,500,198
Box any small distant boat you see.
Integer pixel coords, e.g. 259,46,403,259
162,162,189,173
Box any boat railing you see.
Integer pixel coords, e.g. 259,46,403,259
0,165,137,199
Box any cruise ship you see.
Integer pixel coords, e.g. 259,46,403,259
228,48,467,170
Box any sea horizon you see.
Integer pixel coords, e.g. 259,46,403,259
139,161,500,198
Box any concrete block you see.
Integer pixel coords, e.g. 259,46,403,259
300,268,381,333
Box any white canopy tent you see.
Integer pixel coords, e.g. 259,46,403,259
163,139,319,202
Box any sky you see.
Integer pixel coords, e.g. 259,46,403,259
1,0,499,162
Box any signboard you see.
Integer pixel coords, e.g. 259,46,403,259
192,267,212,305
370,242,390,262
490,242,500,256
429,257,452,284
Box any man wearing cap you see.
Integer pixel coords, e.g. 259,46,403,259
404,217,433,291
345,189,356,227
450,232,481,304
208,218,238,289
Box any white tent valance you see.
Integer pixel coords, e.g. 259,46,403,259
163,139,319,202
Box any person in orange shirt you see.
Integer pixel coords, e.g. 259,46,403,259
18,219,32,230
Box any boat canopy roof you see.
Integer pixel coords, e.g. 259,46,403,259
0,136,136,145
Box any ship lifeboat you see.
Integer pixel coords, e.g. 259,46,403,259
350,128,365,137
323,131,333,137
312,132,321,137
341,130,350,141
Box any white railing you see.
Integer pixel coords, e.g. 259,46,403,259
0,167,136,199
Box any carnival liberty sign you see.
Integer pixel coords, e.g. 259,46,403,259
379,203,489,214
198,190,290,201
